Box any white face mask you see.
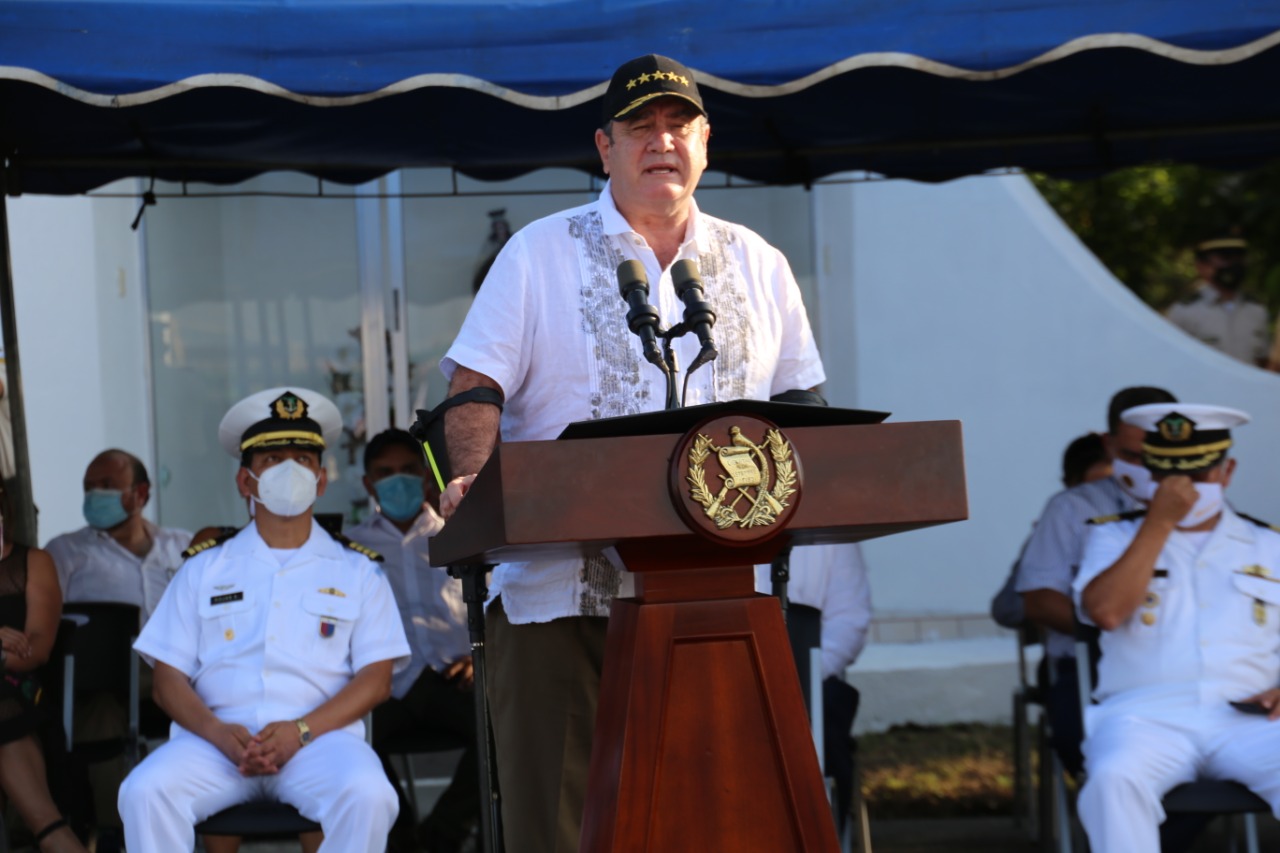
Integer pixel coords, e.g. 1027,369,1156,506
250,459,319,518
1178,483,1224,529
1112,458,1156,502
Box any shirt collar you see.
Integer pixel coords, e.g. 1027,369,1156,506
365,508,442,542
226,518,339,561
597,179,704,252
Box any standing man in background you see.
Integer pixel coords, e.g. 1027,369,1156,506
1167,237,1270,367
438,53,826,853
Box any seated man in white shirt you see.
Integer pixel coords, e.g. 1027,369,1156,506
118,387,409,852
345,428,480,853
45,449,191,624
755,542,872,836
44,449,191,848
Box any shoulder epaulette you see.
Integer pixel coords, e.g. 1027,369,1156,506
1237,512,1280,534
330,531,384,562
1087,509,1147,526
182,526,240,559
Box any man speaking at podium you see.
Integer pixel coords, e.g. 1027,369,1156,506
438,53,826,853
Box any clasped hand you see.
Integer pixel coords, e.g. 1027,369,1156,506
215,720,304,775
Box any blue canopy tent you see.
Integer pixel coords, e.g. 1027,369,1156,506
1,0,1279,193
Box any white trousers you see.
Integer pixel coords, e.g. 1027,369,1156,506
1078,697,1280,853
118,729,398,852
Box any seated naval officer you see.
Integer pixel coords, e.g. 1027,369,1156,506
1072,403,1280,853
117,388,410,852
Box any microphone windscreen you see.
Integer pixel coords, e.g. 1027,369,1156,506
671,259,702,296
617,260,648,297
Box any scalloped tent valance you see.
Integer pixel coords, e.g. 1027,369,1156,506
1,0,1278,193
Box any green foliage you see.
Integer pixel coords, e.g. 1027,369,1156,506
1029,162,1280,314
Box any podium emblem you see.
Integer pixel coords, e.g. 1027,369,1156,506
688,425,796,529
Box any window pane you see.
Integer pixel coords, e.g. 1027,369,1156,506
146,174,365,531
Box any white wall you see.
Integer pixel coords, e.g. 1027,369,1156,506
813,173,1280,617
7,183,153,544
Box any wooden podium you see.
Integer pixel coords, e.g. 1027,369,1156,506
431,401,967,853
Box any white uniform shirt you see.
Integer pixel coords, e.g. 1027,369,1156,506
442,182,826,624
1166,281,1271,366
1016,476,1136,660
45,520,192,625
134,520,410,739
753,542,872,679
1073,506,1280,706
345,508,469,699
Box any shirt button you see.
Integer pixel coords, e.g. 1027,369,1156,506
269,636,277,642
274,601,281,608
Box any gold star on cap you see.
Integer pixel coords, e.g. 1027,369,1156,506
602,54,706,122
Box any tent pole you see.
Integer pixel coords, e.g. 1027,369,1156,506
0,196,37,545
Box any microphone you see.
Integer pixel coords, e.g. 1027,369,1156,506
671,259,718,372
616,260,668,373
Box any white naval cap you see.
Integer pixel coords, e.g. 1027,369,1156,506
217,387,342,460
1120,403,1249,472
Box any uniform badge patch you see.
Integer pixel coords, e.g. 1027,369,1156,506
320,620,336,638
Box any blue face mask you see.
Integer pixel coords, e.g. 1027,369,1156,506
84,489,130,530
374,474,425,522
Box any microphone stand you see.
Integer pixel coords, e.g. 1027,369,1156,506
771,545,792,625
659,331,681,411
448,562,503,853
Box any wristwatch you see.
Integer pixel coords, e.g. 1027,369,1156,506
293,718,312,747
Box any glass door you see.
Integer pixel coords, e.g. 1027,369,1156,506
145,173,377,531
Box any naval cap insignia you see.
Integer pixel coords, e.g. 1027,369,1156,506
272,391,308,421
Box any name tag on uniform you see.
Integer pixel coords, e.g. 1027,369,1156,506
210,592,244,606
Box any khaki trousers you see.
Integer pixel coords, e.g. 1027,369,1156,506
486,598,607,853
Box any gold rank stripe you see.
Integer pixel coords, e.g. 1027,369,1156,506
345,541,383,561
1234,569,1280,583
240,430,326,451
183,538,219,558
1142,438,1232,457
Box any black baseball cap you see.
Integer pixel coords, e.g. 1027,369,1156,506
600,54,705,123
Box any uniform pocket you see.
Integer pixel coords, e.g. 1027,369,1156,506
301,591,359,645
197,590,254,652
1232,572,1280,628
